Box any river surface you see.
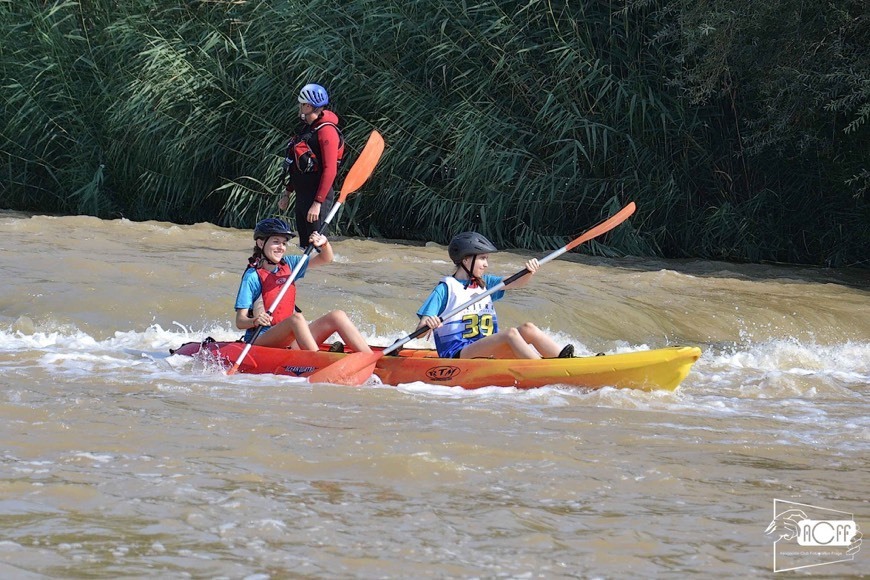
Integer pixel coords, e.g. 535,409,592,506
0,212,867,578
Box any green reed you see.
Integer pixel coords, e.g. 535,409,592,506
0,0,866,266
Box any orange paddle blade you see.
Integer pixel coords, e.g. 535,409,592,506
338,130,385,203
307,351,383,386
564,202,636,252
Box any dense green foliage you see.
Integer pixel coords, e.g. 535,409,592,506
1,0,867,266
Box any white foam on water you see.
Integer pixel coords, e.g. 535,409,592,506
690,339,869,406
702,338,869,377
396,381,526,400
1,324,866,429
72,452,113,463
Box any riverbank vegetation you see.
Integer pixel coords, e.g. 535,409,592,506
1,0,867,266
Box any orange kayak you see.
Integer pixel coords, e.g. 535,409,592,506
171,340,701,391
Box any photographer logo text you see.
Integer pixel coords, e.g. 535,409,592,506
765,499,862,573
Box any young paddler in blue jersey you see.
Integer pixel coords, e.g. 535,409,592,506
416,232,574,359
234,218,371,354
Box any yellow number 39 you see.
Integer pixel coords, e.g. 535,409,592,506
461,313,495,339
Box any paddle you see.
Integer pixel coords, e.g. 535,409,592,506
307,201,637,386
227,130,385,375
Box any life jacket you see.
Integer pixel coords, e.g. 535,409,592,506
283,119,344,176
432,276,499,357
256,262,297,324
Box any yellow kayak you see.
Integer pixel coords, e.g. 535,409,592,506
372,345,702,391
172,341,701,391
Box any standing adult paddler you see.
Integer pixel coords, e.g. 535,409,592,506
278,83,344,249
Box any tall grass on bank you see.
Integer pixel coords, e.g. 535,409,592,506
1,0,866,266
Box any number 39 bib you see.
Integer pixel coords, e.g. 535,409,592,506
433,276,500,355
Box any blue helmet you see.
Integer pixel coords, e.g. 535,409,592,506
254,218,294,240
298,83,329,107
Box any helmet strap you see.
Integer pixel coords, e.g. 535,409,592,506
458,256,484,289
253,238,280,267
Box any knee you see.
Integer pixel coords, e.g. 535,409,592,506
503,327,523,341
518,322,539,334
325,310,349,323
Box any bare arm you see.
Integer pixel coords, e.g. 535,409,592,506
503,258,539,290
307,232,334,267
236,307,271,330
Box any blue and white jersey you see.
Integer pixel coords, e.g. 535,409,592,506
419,276,503,357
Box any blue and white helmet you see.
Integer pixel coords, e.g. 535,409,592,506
298,83,329,108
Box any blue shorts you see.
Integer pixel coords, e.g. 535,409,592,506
439,338,476,359
243,325,272,342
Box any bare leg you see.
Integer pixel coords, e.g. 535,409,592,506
253,312,318,350
458,327,541,359
308,310,373,354
515,322,562,358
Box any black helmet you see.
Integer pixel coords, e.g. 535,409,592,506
254,218,294,241
448,232,498,264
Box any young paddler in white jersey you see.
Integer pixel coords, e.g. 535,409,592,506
416,232,574,359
